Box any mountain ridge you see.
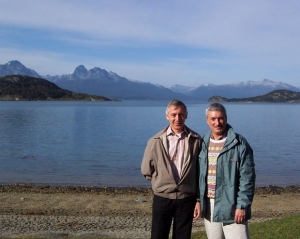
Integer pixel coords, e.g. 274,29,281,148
173,79,300,100
45,64,190,100
208,89,300,103
5,61,189,100
1,60,299,100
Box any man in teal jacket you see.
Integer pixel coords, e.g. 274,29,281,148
198,103,255,239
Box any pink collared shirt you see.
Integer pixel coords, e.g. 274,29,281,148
167,126,188,183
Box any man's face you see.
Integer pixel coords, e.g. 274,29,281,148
206,110,227,139
166,105,187,134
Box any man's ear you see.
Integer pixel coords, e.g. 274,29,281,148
166,114,169,120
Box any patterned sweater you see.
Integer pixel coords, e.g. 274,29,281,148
207,138,226,198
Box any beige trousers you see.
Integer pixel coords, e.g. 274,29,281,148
204,198,250,239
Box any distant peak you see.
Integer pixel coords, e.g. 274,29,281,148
73,65,88,76
262,79,274,83
74,65,87,71
7,60,23,66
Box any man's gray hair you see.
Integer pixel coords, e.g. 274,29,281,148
166,100,188,114
205,103,227,118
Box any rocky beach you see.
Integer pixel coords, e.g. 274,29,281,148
0,184,299,239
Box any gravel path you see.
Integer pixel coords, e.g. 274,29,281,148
0,214,275,239
0,214,152,238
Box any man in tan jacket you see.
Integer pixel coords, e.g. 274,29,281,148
141,100,201,239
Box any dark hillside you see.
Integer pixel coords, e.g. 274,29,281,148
208,89,300,103
0,75,115,101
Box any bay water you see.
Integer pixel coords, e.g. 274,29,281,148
0,100,299,187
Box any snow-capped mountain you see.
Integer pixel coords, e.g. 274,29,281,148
44,65,189,100
169,84,198,94
0,61,190,100
229,79,296,89
0,60,40,78
171,80,300,100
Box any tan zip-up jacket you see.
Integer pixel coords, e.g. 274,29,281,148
141,125,201,199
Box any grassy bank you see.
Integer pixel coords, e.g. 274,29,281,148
191,214,300,239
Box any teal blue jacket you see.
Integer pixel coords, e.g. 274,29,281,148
198,124,256,223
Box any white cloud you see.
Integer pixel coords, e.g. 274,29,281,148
0,0,299,87
1,0,299,47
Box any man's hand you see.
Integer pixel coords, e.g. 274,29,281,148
193,202,201,220
234,209,246,223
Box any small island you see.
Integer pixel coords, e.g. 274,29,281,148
0,75,118,101
208,89,300,103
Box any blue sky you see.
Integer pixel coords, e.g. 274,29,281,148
0,0,299,87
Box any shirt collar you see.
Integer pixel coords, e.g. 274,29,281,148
167,125,187,137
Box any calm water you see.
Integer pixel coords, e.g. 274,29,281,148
0,100,299,187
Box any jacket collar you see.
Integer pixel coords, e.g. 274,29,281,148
154,125,200,139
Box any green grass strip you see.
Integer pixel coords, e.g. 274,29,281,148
191,214,300,239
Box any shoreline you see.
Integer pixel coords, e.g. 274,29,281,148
0,184,299,238
1,183,300,193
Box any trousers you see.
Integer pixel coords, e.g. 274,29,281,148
204,198,250,239
151,194,196,239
